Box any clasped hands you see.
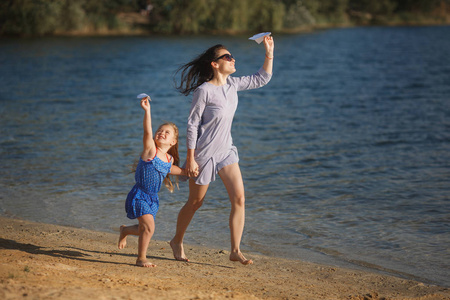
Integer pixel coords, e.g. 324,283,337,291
186,159,200,178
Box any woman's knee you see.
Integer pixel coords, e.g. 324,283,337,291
231,194,245,208
186,197,204,211
186,181,208,212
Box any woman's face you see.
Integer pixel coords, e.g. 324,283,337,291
213,48,236,75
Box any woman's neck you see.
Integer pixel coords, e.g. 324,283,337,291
208,73,228,86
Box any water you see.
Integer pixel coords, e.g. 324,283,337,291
1,26,449,287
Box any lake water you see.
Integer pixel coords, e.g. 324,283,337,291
0,26,449,287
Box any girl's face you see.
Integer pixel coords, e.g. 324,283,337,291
212,48,236,75
155,125,177,147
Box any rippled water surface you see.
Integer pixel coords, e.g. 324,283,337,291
1,26,449,287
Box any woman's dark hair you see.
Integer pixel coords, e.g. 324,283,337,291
174,44,226,96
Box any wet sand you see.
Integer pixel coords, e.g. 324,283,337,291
0,216,448,299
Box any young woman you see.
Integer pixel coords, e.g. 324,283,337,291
171,36,274,264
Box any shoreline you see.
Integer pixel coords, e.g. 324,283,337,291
2,22,449,38
0,216,448,299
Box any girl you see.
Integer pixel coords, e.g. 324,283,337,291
118,96,194,267
170,36,274,265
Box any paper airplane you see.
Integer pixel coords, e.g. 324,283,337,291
249,32,271,44
137,93,151,100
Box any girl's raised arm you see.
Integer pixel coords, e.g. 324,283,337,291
140,97,157,161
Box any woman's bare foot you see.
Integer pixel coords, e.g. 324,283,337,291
118,225,127,249
136,259,156,268
230,251,253,265
170,239,189,262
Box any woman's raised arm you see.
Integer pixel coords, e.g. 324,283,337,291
262,36,274,75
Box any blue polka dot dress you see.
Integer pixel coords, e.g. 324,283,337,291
125,153,172,219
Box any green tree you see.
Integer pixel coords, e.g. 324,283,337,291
208,0,250,31
246,0,285,32
395,0,443,12
0,0,61,35
150,0,284,34
0,0,137,36
348,0,397,14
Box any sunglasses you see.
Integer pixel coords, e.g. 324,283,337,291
214,53,234,62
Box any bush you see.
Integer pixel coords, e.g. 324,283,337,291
0,0,138,36
0,0,448,36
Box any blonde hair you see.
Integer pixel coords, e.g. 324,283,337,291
131,122,180,193
159,122,180,193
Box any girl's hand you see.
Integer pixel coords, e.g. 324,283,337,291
264,36,274,58
140,96,151,111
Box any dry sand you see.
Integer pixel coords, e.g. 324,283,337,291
0,216,448,300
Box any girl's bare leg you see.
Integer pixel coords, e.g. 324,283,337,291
136,214,156,267
118,224,139,249
170,178,209,261
219,163,253,265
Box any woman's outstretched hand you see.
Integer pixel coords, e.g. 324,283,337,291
262,36,274,75
264,35,274,58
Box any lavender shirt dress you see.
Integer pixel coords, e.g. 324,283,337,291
187,67,272,185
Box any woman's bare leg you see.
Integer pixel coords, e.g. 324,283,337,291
170,178,209,261
219,163,253,265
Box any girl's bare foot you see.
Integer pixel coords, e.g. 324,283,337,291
118,225,127,249
230,251,253,265
170,239,189,262
136,259,156,268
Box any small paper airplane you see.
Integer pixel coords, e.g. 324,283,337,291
249,32,271,44
137,93,150,100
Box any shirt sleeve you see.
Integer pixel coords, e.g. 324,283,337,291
230,67,272,92
186,87,207,150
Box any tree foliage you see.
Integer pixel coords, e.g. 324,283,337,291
0,0,448,36
148,0,285,34
0,0,136,36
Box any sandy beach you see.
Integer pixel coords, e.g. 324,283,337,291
0,216,448,300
